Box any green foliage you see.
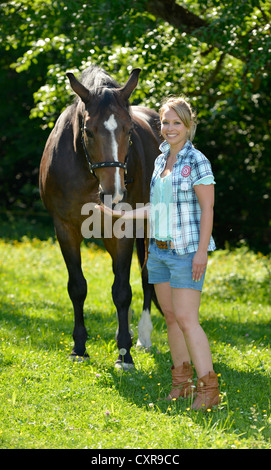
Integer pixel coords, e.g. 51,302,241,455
1,0,270,250
0,237,270,448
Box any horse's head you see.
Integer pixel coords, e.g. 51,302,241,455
67,68,141,207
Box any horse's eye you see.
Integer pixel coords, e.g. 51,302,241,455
84,127,93,138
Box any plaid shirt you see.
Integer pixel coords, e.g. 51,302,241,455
150,140,216,254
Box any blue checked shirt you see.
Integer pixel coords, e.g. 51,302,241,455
150,140,216,254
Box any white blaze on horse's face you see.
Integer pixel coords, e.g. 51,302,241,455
104,114,123,205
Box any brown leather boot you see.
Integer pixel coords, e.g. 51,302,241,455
165,361,195,400
191,371,221,410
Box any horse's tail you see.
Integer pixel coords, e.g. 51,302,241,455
135,237,163,314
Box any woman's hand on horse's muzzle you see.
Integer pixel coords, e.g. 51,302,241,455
95,204,124,218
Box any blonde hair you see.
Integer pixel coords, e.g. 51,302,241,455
159,96,197,141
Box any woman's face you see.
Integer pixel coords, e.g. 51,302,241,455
161,107,188,150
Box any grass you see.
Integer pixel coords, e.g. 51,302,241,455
0,232,270,449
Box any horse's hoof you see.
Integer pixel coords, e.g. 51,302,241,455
115,360,135,371
136,338,152,350
69,352,89,362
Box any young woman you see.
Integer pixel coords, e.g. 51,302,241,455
97,97,220,410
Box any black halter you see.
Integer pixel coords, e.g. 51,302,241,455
80,118,131,180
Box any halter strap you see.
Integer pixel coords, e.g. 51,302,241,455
80,118,130,180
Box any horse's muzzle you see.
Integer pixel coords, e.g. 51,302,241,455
99,188,127,208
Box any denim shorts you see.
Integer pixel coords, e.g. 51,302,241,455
147,240,206,291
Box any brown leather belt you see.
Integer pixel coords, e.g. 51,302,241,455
154,239,174,250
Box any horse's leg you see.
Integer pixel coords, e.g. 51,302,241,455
135,237,154,349
54,219,88,359
104,236,134,370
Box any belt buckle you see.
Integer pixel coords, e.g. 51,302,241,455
155,239,170,250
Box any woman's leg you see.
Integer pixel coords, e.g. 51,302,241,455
154,282,191,366
154,282,195,399
171,287,213,378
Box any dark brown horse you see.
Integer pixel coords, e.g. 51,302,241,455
39,65,161,369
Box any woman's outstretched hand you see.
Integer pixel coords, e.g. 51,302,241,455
95,204,150,220
94,204,124,218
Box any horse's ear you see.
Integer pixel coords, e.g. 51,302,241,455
119,68,141,102
66,72,90,103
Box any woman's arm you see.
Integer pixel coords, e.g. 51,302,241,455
192,184,215,281
95,203,150,220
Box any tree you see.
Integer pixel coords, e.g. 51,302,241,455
1,0,270,251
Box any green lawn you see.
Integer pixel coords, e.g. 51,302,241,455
0,235,270,449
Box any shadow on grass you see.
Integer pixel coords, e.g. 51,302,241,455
1,285,270,362
1,294,270,443
200,317,271,349
93,350,271,443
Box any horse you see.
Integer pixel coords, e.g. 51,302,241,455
39,65,162,369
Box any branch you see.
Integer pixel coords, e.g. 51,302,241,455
191,52,226,96
145,0,245,62
146,0,206,33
